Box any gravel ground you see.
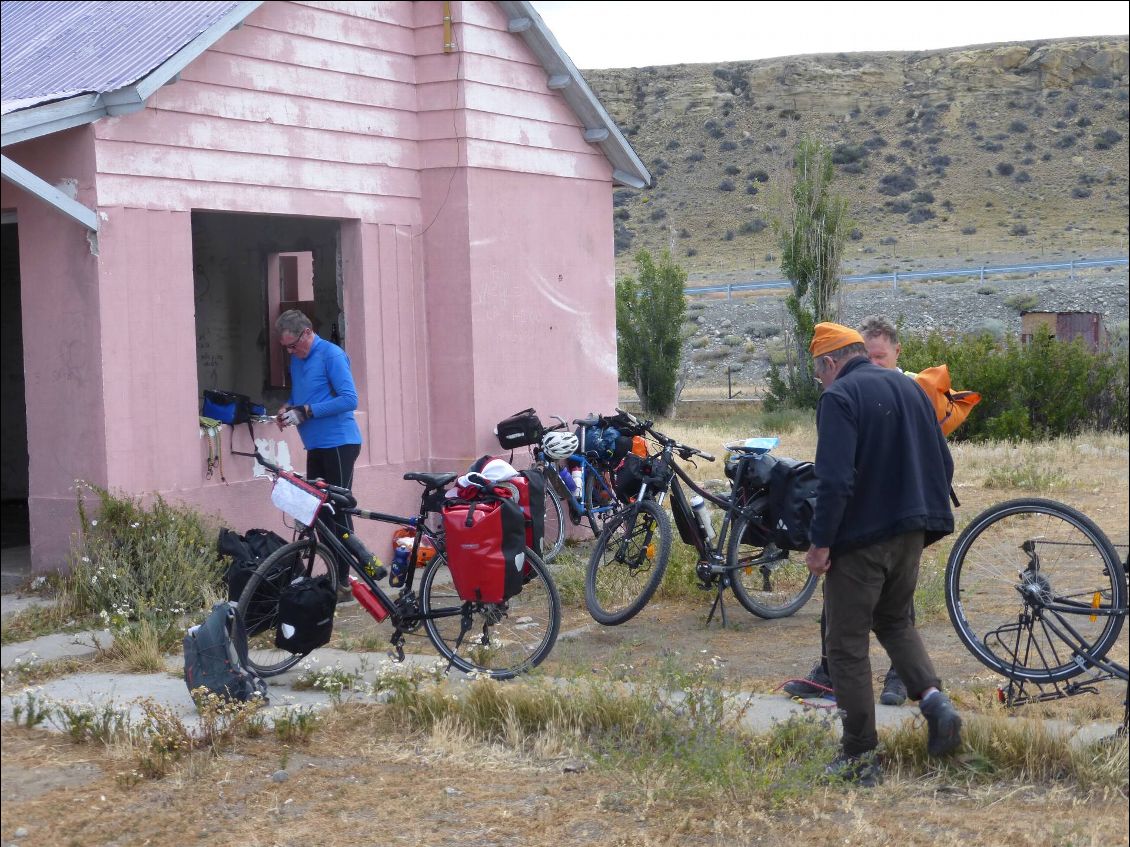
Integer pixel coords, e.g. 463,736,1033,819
683,268,1129,387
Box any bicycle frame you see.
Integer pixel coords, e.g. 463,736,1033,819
562,453,618,517
635,437,795,625
302,501,469,655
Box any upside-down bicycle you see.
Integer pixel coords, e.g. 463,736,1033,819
945,497,1127,717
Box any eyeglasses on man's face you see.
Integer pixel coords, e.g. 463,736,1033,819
282,328,309,352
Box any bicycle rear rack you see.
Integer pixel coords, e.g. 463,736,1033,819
985,608,1128,728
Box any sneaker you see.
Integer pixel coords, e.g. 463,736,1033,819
920,691,963,756
824,752,883,787
783,662,834,698
879,667,908,706
336,584,356,605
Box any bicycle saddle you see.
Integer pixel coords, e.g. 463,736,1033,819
403,471,458,490
573,415,601,427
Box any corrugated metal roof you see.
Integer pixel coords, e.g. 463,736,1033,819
1,1,243,106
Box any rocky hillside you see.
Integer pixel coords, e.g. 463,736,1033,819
584,38,1129,285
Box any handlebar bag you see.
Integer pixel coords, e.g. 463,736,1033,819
767,458,818,551
274,575,336,654
443,496,526,603
494,408,544,449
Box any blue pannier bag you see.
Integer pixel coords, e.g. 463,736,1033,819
183,601,269,703
584,425,623,468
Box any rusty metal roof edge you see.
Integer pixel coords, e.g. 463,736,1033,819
1,1,264,148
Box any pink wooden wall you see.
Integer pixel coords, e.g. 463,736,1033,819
3,1,620,572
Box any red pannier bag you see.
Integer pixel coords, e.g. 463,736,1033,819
442,495,526,603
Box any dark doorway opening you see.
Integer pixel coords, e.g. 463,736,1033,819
1,220,30,549
190,212,343,410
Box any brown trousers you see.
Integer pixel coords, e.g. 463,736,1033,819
824,531,942,756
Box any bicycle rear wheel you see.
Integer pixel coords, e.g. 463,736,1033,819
584,468,620,536
421,547,560,680
236,538,339,677
585,499,672,626
541,477,566,562
946,498,1126,683
727,514,818,619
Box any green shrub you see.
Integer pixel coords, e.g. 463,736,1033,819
66,485,225,649
1003,293,1038,312
901,331,1129,442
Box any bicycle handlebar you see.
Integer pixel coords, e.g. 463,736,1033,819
253,450,358,503
611,410,714,463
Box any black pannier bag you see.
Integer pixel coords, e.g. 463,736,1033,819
519,469,546,560
275,575,336,654
219,528,291,636
614,454,648,500
725,451,777,495
494,408,544,449
768,458,819,551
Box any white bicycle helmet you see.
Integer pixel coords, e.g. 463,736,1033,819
541,431,579,461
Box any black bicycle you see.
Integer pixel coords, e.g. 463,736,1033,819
237,453,561,680
585,410,818,626
945,498,1127,701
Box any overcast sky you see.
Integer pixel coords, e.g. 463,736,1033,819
531,1,1129,69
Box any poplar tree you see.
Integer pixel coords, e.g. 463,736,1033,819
768,137,853,408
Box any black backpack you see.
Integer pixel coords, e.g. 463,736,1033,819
219,528,290,636
274,575,336,654
184,601,269,703
768,458,818,551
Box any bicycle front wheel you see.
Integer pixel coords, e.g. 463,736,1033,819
727,515,818,619
236,538,339,678
946,498,1126,683
541,477,566,562
585,499,672,626
421,547,561,680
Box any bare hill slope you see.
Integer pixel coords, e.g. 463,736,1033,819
584,37,1129,284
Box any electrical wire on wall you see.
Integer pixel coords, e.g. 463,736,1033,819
416,1,465,239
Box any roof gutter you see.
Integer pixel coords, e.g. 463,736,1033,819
496,1,651,189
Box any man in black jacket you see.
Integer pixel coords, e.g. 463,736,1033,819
805,322,963,785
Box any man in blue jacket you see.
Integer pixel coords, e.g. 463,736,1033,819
275,309,363,588
805,322,962,785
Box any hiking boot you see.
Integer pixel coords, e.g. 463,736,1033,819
920,691,963,756
783,662,834,698
824,752,883,787
879,667,908,706
336,584,356,605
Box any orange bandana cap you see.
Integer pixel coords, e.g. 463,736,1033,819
809,322,865,358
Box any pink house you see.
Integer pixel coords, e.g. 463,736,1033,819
0,0,650,573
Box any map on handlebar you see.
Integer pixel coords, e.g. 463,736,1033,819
270,473,327,525
725,437,779,456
